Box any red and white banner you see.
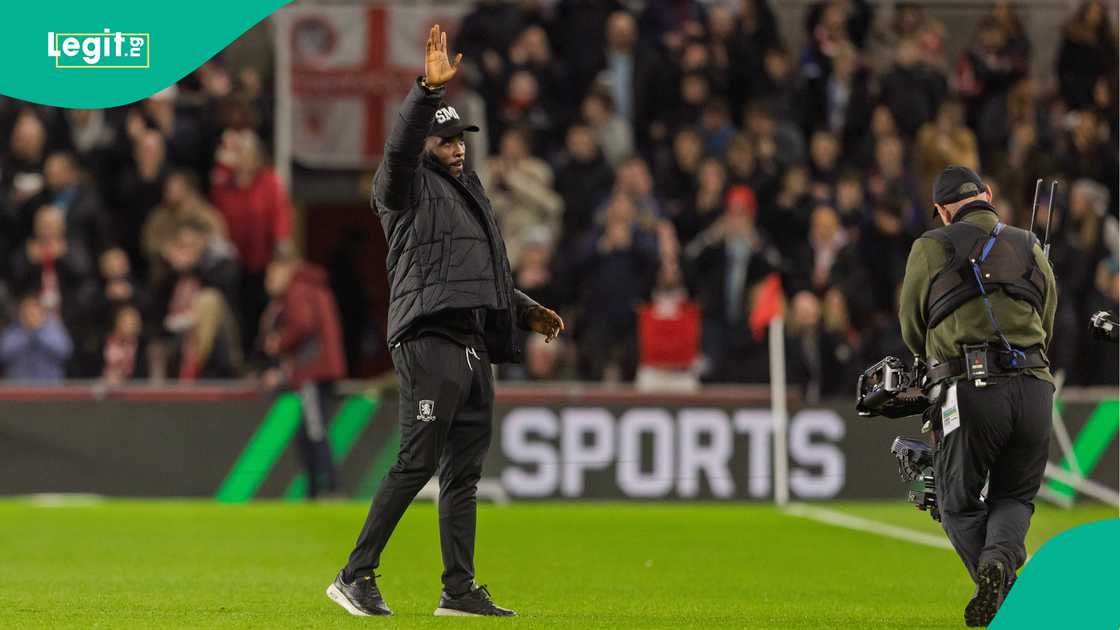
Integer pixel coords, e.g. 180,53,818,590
279,5,466,169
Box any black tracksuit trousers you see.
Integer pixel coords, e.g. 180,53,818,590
934,374,1053,582
344,335,493,595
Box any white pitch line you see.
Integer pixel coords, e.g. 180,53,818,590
784,502,954,550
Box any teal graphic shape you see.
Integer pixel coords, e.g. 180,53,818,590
0,0,291,107
991,518,1120,629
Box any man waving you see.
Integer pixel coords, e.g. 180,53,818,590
326,25,563,618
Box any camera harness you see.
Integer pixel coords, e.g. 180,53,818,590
971,222,1025,367
921,204,1049,384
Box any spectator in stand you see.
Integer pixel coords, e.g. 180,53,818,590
684,183,783,383
114,128,169,272
63,108,122,186
9,205,97,376
867,135,922,231
1059,110,1119,207
547,0,626,96
507,25,572,123
1,111,49,249
915,99,980,207
995,119,1056,216
636,262,702,392
495,71,555,156
699,100,736,157
879,37,947,139
834,170,867,230
210,128,293,353
786,290,851,403
455,0,531,78
611,156,662,226
0,294,72,382
74,248,149,378
507,229,567,381
580,89,632,168
861,192,912,313
259,255,346,499
142,169,228,284
743,103,803,170
759,164,812,259
720,0,781,119
802,43,874,152
754,48,801,127
598,11,666,153
672,72,711,132
955,15,1029,161
802,0,856,80
1056,0,1118,110
42,151,113,258
658,127,704,218
572,194,659,382
102,304,144,384
807,130,842,200
137,85,207,177
805,0,873,56
152,218,241,380
483,127,563,267
793,205,872,317
674,158,730,247
552,123,614,247
868,2,946,74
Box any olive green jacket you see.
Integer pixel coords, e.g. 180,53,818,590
898,206,1057,383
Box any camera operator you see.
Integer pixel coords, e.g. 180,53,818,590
897,166,1057,627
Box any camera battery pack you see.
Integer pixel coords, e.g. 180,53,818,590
963,344,989,380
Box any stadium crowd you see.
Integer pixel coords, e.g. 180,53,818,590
0,0,1116,397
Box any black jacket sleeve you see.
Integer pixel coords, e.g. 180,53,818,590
513,288,542,331
371,79,444,213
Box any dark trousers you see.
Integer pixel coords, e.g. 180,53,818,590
344,335,493,594
935,375,1053,582
296,381,339,498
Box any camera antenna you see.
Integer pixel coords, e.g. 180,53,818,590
1027,178,1042,235
1043,180,1059,259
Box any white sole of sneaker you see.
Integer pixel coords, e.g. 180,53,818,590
433,607,485,617
326,583,375,617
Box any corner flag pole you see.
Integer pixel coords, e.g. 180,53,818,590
769,317,789,507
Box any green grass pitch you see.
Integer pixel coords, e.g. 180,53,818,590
0,499,1113,629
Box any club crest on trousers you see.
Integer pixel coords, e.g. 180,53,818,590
417,399,436,422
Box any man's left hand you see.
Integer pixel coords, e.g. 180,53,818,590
527,306,564,343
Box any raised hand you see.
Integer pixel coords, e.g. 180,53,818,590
425,24,462,88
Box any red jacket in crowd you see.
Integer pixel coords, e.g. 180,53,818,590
263,263,345,386
210,164,293,274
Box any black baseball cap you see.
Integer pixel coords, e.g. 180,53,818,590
932,165,986,214
429,102,479,139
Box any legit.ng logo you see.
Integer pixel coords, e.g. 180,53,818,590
47,29,150,68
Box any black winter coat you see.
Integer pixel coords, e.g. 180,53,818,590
372,80,539,364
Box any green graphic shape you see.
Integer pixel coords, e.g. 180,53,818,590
1048,401,1120,499
283,395,380,500
355,424,401,500
0,0,291,107
214,392,303,503
991,519,1120,629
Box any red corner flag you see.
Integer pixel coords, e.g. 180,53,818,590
749,272,784,341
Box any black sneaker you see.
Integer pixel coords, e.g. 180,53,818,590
326,570,392,616
434,584,517,617
965,561,1007,627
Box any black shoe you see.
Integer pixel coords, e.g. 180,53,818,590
326,570,392,616
965,561,1007,627
434,584,517,617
